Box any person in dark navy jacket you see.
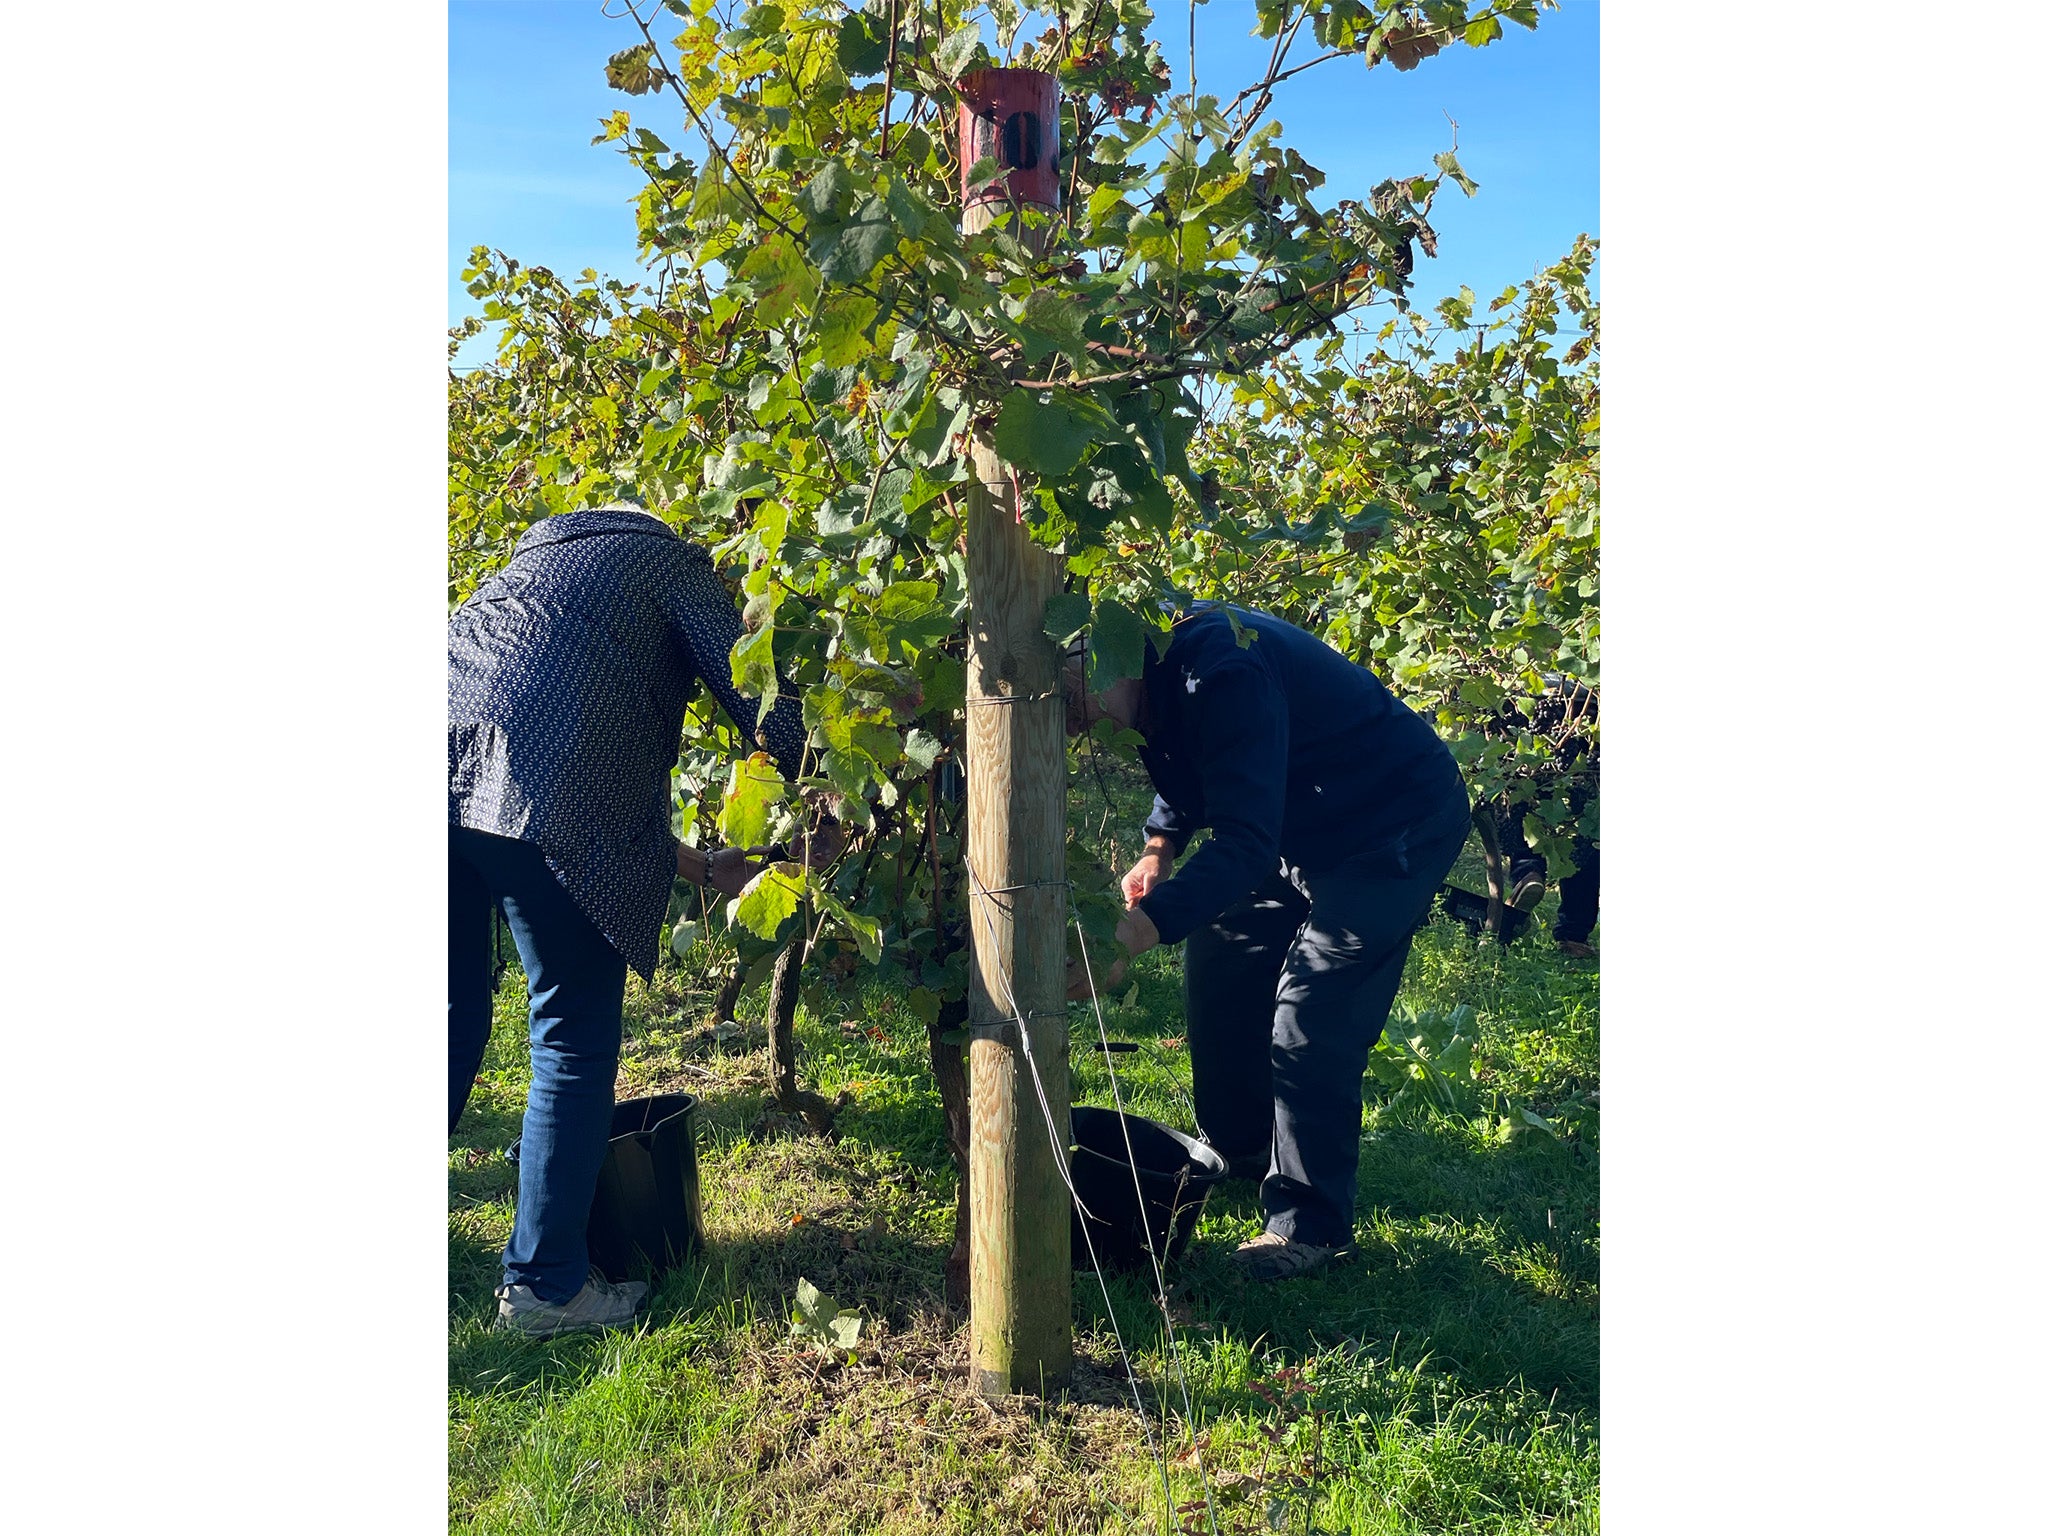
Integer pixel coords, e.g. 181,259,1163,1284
449,505,837,1336
1064,604,1470,1281
1489,679,1600,958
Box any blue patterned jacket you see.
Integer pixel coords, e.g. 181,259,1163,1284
448,508,806,978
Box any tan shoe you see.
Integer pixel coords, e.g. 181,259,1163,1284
1230,1230,1348,1282
495,1268,649,1337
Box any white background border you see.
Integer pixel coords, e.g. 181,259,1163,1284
4,2,2042,1530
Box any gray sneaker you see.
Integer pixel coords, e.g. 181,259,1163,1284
1508,873,1547,912
495,1268,649,1338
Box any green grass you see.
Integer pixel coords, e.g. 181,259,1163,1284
450,765,1599,1534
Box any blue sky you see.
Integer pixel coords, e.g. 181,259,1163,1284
449,1,1597,367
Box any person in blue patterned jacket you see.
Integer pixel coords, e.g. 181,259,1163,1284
1063,604,1470,1281
449,505,836,1337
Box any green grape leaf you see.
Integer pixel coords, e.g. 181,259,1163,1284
1043,592,1091,646
605,44,667,96
1087,597,1150,687
992,388,1119,479
917,651,967,716
798,159,853,224
818,196,899,285
816,888,882,964
1434,150,1479,196
729,623,781,711
718,752,787,848
836,7,890,76
902,728,943,772
816,292,879,368
733,863,805,941
936,22,983,78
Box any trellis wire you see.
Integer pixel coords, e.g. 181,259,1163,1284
961,868,1168,1508
965,863,1221,1536
1069,899,1221,1536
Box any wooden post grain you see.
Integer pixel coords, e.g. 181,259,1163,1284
958,68,1071,1399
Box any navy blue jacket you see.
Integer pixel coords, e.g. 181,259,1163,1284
448,509,806,979
1134,606,1470,946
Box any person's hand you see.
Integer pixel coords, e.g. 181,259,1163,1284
794,791,849,871
1121,844,1174,909
1114,905,1160,960
1065,954,1130,1002
1067,905,1159,999
708,846,773,899
796,815,845,871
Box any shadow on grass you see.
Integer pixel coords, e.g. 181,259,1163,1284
1071,1127,1599,1420
448,1213,959,1396
451,965,1597,1423
449,1064,964,1388
1060,998,1597,1413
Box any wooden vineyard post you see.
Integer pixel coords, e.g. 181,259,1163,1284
957,67,1071,1399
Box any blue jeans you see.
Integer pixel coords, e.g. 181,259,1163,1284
449,825,628,1303
1183,824,1467,1247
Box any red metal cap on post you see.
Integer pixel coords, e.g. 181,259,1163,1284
957,68,1061,212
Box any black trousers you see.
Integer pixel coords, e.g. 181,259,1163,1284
1183,824,1467,1247
1494,798,1600,945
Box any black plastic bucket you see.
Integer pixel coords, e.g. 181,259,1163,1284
1437,883,1533,941
1068,1106,1227,1273
507,1092,706,1283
